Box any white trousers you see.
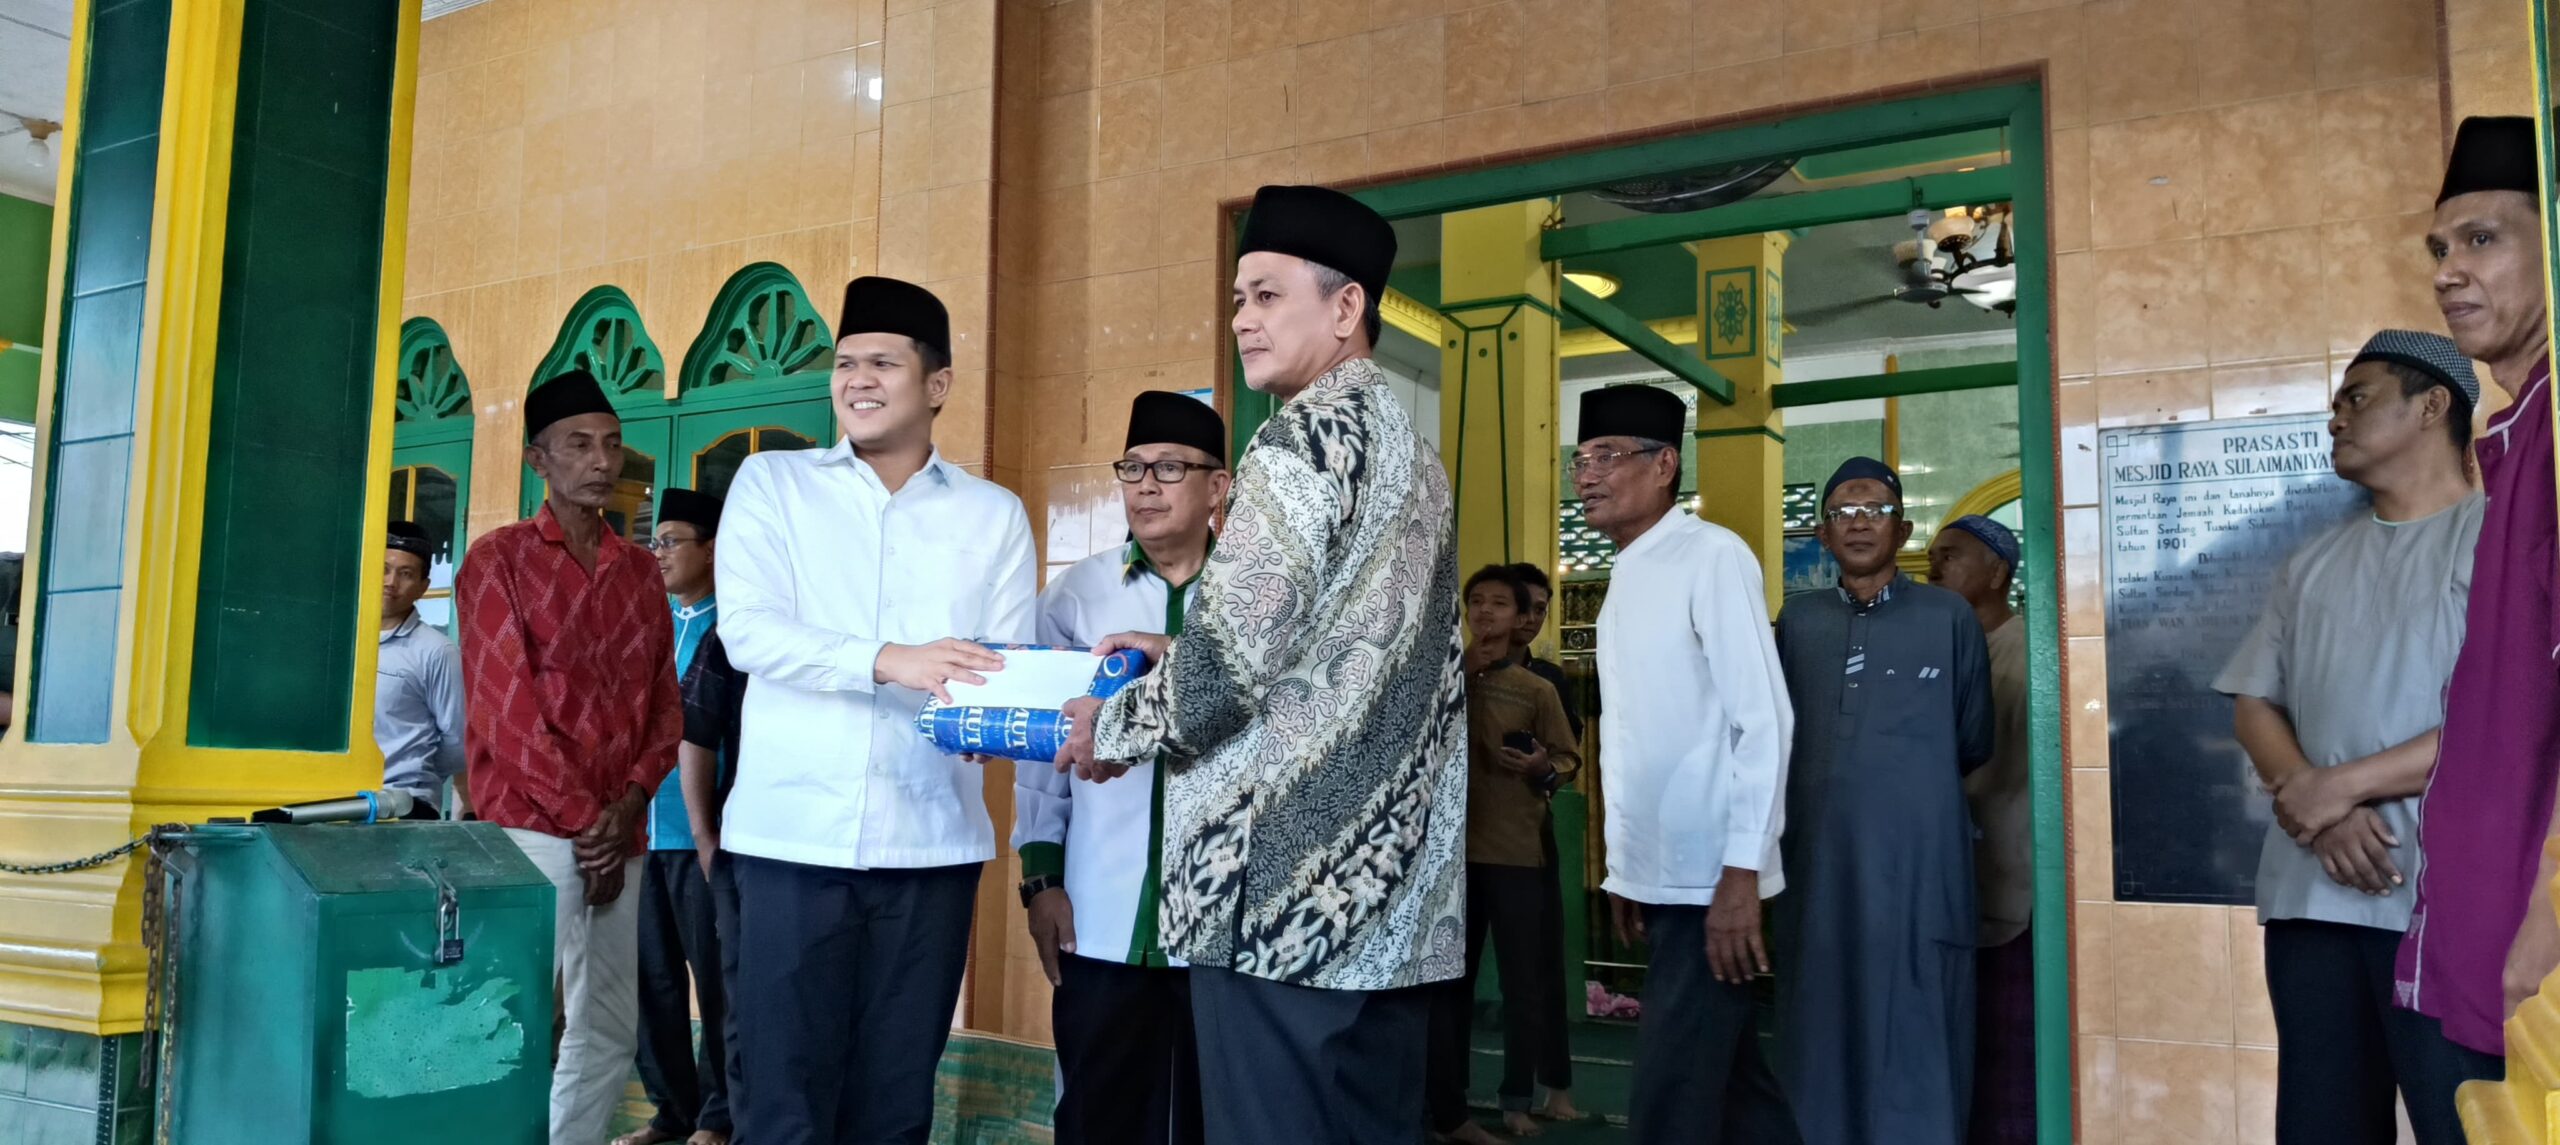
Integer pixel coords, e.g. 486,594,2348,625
507,828,643,1145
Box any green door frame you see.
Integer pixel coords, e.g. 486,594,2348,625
1223,80,2070,1139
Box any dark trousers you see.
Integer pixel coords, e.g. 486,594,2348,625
1629,902,1801,1145
636,850,731,1136
1050,955,1203,1145
1534,812,1574,1093
729,855,980,1145
708,853,745,1118
2265,919,2503,1145
1426,863,1551,1130
1969,927,2036,1145
1189,965,1431,1145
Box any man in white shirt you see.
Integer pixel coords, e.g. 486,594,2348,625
1572,383,1799,1145
714,276,1038,1145
1014,391,1227,1145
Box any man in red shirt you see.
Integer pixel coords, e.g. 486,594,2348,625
459,367,682,1145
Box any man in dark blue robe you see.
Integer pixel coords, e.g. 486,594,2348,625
1773,456,1995,1145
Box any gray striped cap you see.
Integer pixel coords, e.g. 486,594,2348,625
2348,329,2481,414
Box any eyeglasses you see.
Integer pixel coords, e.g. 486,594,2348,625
1113,460,1222,484
1823,503,1902,524
638,536,704,553
1567,445,1668,478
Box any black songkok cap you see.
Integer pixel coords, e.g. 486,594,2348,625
1822,456,1904,505
658,487,724,537
1577,384,1686,446
386,520,436,560
837,276,952,363
1238,185,1397,323
1126,391,1228,466
2438,116,2540,205
524,368,616,442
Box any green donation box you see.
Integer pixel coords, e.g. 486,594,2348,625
165,822,556,1143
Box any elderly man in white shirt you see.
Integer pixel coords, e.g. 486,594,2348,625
1573,383,1799,1145
714,276,1037,1145
1012,390,1228,1145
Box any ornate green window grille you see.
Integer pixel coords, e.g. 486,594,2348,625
677,262,833,394
535,285,665,399
391,318,472,632
395,316,471,424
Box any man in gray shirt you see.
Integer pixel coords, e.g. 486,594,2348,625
377,520,466,817
2213,329,2491,1144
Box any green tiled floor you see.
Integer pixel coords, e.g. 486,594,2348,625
600,1019,1648,1144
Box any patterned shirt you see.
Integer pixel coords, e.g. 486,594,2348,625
1091,357,1470,991
457,504,682,848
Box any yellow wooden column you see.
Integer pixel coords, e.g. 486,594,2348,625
1689,233,1790,613
1439,200,1561,613
0,0,419,1040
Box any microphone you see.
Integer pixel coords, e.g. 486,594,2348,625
250,789,417,825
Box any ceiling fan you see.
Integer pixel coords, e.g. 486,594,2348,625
1789,205,2018,325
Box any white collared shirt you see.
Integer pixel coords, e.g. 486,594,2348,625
714,441,1038,869
1594,510,1794,905
1011,542,1201,966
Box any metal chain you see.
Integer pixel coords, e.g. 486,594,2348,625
0,834,149,875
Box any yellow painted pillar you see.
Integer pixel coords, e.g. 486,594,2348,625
1439,200,1562,637
1689,233,1790,613
0,0,420,1043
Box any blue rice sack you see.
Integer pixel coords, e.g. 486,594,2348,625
913,644,1151,762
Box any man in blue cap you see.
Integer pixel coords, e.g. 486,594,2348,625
2217,329,2489,1143
1773,456,1993,1145
1926,513,2031,1145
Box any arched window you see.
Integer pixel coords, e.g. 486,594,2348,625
668,263,838,502
391,317,472,632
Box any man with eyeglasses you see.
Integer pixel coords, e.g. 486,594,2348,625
622,487,731,1145
1572,382,1798,1145
1013,391,1228,1145
1772,457,1993,1145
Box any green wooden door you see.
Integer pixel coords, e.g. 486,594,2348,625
520,413,675,544
674,400,833,500
388,435,470,634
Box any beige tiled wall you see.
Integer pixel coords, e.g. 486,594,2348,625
411,0,2515,1135
1008,0,2465,1141
406,0,894,539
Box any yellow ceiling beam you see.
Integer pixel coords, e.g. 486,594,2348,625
1384,290,1715,361
1560,315,1700,359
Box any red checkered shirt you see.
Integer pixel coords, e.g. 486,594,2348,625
458,504,681,848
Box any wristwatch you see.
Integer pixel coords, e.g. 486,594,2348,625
1019,873,1063,907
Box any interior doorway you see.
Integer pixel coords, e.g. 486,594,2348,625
1223,82,2065,1142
